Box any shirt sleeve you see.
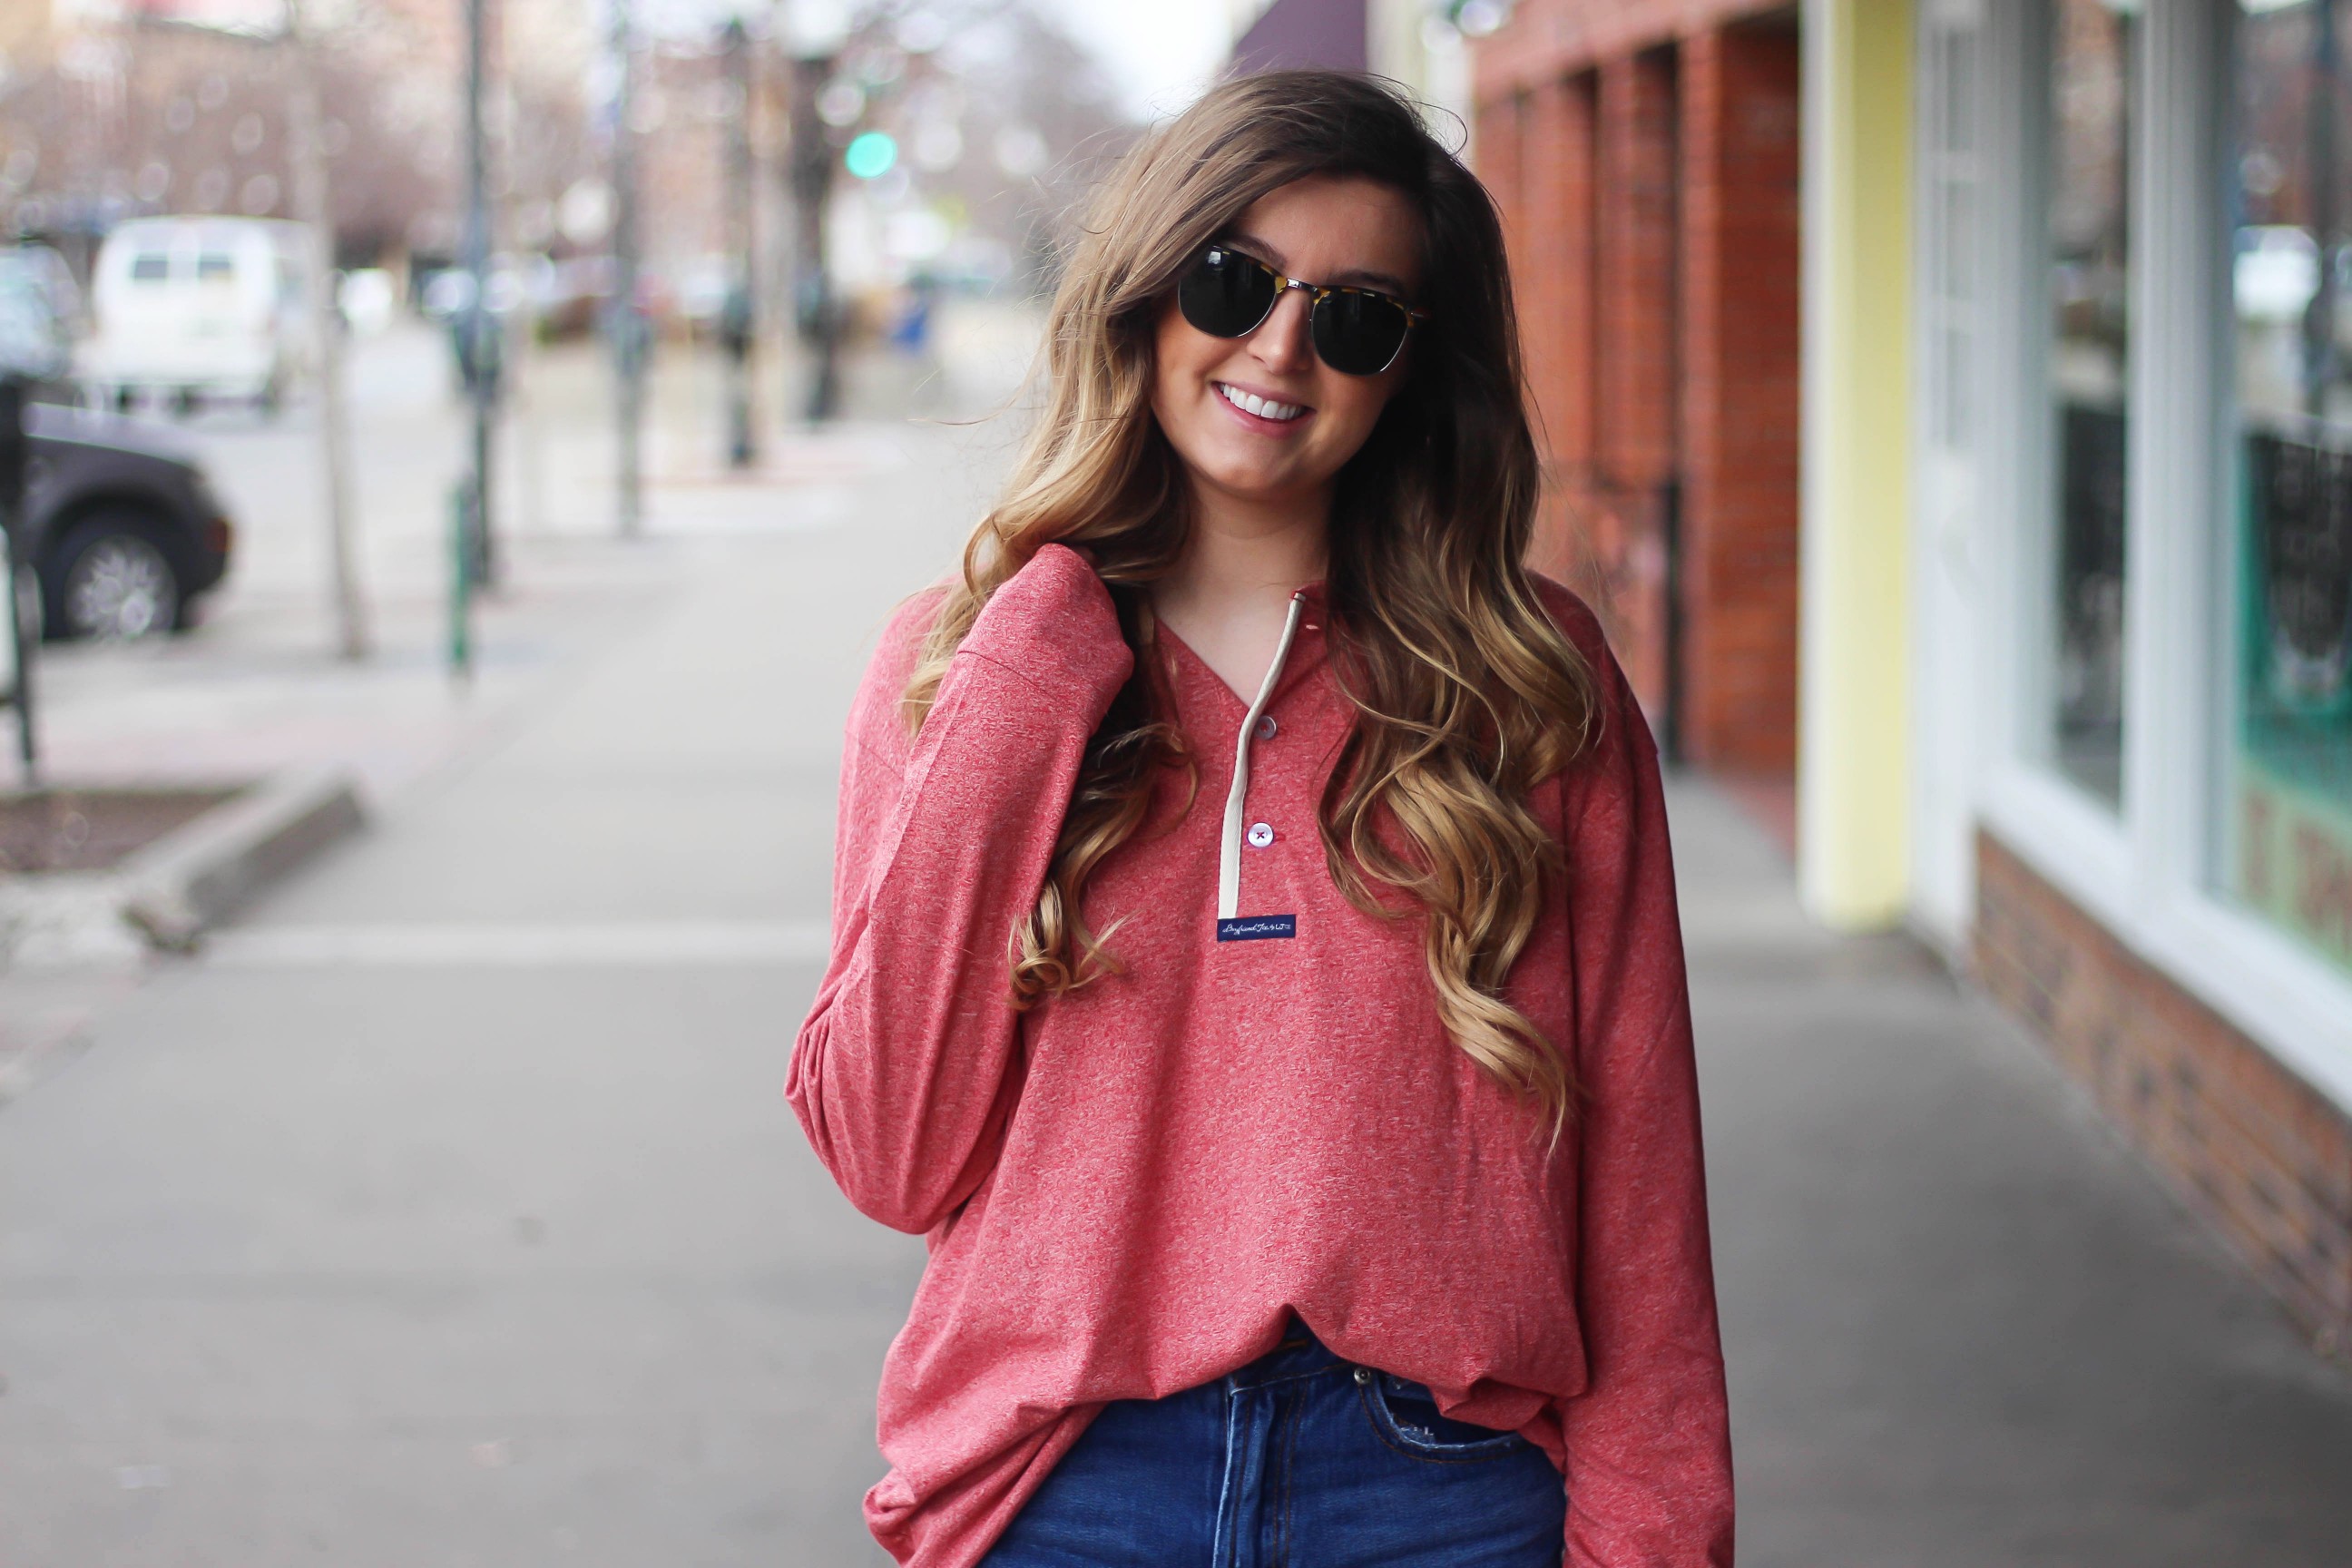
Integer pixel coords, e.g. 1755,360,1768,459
1555,643,1736,1567
787,544,1134,1235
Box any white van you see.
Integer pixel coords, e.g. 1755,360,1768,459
81,217,311,413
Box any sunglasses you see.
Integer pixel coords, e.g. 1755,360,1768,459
1176,244,1428,377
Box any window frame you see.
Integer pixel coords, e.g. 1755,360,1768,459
1911,0,1996,946
1936,0,2352,1111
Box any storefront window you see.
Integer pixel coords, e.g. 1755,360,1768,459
2229,0,2352,981
2043,0,2133,806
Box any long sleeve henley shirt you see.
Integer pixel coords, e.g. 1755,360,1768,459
789,544,1733,1568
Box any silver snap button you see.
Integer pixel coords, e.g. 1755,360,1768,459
1246,821,1274,848
1353,1367,1372,1385
1256,714,1278,740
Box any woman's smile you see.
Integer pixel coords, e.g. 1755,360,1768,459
1212,378,1313,430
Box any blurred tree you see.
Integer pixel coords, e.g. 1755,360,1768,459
0,1,601,280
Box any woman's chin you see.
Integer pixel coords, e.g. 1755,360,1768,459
1193,457,1322,510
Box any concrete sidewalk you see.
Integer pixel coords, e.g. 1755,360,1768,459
1,400,2348,1562
1676,782,2352,1564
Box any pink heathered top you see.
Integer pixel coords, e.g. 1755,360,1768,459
789,544,1732,1568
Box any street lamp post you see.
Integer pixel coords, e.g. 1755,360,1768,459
612,0,646,535
721,16,758,468
460,0,499,585
782,0,849,425
787,51,838,424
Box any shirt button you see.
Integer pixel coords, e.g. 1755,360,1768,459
1256,715,1279,740
1247,822,1274,848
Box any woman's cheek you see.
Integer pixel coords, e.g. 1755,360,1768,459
1318,394,1386,472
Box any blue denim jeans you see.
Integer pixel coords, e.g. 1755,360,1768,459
980,1321,1566,1568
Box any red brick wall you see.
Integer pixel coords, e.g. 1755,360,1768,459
1519,76,1602,594
1474,4,1800,762
1475,0,1796,103
1592,49,1680,711
1478,93,1526,277
1975,832,2352,1351
1678,20,1801,770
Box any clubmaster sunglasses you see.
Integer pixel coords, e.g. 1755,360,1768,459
1176,244,1429,377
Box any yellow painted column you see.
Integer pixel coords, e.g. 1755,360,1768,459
1798,0,1913,930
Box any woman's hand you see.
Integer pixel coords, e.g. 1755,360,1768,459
964,543,1135,702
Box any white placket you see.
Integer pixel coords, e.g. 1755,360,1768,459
1216,591,1307,924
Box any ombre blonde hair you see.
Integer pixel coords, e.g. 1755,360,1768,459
905,71,1600,1120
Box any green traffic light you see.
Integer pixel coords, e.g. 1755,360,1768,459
845,132,898,180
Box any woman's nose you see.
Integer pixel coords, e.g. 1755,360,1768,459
1250,289,1315,373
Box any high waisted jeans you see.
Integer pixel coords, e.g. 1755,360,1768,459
979,1320,1566,1568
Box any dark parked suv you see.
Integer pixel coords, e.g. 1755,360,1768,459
20,402,234,640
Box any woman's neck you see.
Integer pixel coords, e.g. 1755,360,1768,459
1151,482,1328,702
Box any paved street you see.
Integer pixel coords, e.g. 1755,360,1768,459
3,322,2352,1563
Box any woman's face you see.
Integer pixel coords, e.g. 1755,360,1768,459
1151,175,1422,518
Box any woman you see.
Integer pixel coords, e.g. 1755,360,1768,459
790,70,1731,1568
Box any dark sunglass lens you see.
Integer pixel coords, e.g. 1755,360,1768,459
1178,249,1277,338
1312,290,1412,376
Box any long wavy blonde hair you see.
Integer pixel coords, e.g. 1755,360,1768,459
905,71,1601,1119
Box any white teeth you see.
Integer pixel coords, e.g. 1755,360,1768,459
1217,382,1304,422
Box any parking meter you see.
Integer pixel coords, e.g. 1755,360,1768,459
720,284,753,361
721,282,754,468
0,377,23,501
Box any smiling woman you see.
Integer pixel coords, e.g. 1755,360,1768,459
789,69,1730,1568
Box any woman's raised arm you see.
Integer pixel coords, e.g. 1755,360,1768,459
788,544,1133,1235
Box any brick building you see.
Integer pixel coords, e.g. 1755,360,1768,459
1474,2,1801,774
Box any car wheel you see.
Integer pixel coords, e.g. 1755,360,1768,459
53,518,183,641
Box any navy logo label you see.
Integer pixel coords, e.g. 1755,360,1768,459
1216,915,1297,942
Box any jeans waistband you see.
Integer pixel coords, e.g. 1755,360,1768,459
1226,1318,1350,1391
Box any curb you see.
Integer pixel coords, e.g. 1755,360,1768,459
118,769,367,951
0,769,367,967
